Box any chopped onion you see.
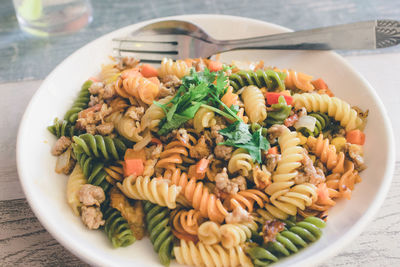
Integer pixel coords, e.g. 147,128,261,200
133,129,152,151
294,115,317,132
55,148,72,174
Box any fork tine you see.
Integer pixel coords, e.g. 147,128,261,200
113,49,178,62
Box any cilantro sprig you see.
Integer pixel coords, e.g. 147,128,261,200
218,121,270,163
156,67,240,135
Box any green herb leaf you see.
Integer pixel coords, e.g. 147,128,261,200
157,114,191,136
218,122,270,163
219,121,252,144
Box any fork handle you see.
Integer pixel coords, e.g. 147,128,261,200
215,20,400,51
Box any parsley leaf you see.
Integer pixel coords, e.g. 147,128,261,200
218,121,270,163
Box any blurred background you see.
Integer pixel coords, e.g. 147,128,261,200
1,0,400,83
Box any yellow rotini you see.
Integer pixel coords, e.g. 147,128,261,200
265,183,317,219
141,95,173,131
106,111,142,142
228,148,253,176
159,58,190,79
292,93,363,131
193,107,217,132
241,85,267,123
174,239,253,267
117,175,181,209
198,220,257,249
270,126,303,183
66,165,87,216
275,68,314,92
99,63,120,84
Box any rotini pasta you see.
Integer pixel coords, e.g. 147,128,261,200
198,220,257,249
229,69,285,91
72,133,127,161
306,134,345,173
275,68,314,92
101,200,136,248
143,201,174,266
241,85,267,124
66,164,87,216
293,93,363,131
164,168,229,223
63,80,92,124
228,148,253,176
118,175,181,209
159,58,190,79
174,239,254,267
141,95,173,131
193,107,217,132
246,217,326,265
48,56,368,266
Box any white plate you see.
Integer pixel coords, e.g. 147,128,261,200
17,15,395,267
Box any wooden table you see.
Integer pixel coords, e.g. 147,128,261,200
1,0,400,266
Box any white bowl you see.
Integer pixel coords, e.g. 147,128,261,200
17,14,395,267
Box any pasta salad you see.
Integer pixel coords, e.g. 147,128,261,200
48,56,367,266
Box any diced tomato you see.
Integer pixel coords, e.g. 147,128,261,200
123,158,144,176
267,146,278,155
346,129,365,145
150,137,162,145
265,92,293,105
311,78,328,90
140,64,158,78
196,158,209,174
89,77,100,82
208,60,223,72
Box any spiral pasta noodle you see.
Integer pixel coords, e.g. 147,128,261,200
270,127,303,183
118,175,181,209
275,68,314,92
174,239,253,267
229,69,285,91
265,183,317,220
306,134,345,173
47,118,80,138
101,200,136,248
159,58,190,79
325,160,361,200
241,85,267,124
66,164,87,216
106,111,143,142
72,134,127,162
297,112,330,137
225,189,269,213
198,220,257,249
193,107,217,132
228,148,253,176
164,168,229,223
156,140,190,170
64,80,92,124
143,201,174,266
246,217,325,265
292,93,363,131
99,63,121,84
141,95,173,131
171,209,204,241
74,152,111,192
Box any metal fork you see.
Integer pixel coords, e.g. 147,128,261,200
113,19,400,63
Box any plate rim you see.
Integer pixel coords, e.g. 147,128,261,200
16,14,396,267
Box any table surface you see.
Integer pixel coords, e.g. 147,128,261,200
1,0,400,266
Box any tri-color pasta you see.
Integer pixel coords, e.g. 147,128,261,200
48,56,367,266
